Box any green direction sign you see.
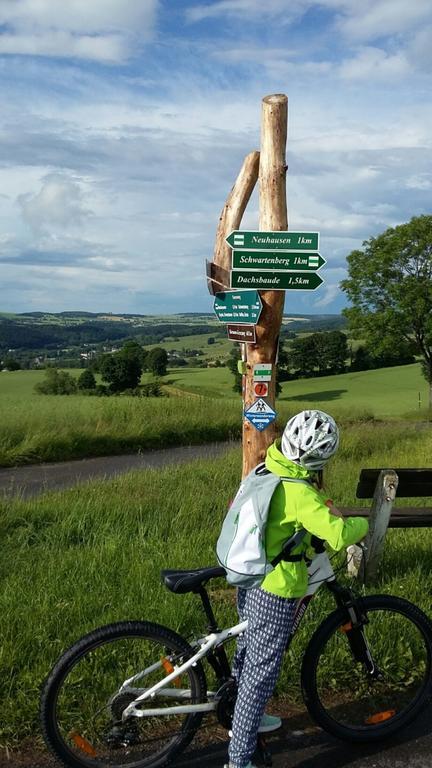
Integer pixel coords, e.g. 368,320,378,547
226,230,319,251
213,289,262,325
230,271,323,291
232,250,325,271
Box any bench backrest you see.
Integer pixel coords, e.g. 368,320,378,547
356,469,432,499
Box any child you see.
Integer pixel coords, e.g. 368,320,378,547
225,409,369,768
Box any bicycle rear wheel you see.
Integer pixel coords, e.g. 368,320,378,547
41,621,207,768
301,595,432,742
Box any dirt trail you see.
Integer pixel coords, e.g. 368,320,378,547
0,441,238,499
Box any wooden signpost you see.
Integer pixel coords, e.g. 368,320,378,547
208,93,325,476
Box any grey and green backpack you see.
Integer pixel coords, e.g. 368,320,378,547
216,463,309,589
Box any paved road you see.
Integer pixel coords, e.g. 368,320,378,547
0,441,238,499
4,703,432,767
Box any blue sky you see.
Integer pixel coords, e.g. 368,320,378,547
0,0,431,316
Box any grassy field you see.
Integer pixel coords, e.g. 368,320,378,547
1,423,432,746
168,363,428,416
0,364,429,466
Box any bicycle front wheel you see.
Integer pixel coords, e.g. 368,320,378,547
301,595,432,742
41,621,207,768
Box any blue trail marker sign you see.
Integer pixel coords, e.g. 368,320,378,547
244,398,277,431
213,290,262,325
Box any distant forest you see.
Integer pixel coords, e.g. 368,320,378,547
0,311,346,353
0,319,219,351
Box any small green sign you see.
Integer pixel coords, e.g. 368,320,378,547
213,289,262,324
232,251,325,271
226,230,319,251
230,271,323,291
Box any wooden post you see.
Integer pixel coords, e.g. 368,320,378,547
358,470,399,584
212,151,260,283
242,94,288,476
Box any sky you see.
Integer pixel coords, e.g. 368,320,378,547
0,0,431,316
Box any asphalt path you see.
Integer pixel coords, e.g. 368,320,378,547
0,441,238,499
3,702,432,767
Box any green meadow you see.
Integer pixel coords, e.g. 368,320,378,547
1,425,432,746
0,364,429,466
169,363,428,416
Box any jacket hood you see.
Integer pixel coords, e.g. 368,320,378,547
265,439,311,479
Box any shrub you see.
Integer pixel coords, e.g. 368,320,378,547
77,369,96,390
35,368,77,395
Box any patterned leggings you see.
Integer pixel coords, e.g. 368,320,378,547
229,587,298,768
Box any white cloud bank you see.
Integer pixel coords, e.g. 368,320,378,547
0,0,158,62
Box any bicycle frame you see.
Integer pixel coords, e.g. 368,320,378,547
121,551,337,721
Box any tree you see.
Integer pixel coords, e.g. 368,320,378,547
351,346,373,372
227,346,242,393
99,352,142,392
98,341,144,393
77,369,96,390
3,355,21,371
35,368,77,395
121,339,145,365
289,336,317,376
341,215,432,404
147,347,168,376
324,331,348,373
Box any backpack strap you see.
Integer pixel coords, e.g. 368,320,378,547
270,528,308,567
271,477,312,567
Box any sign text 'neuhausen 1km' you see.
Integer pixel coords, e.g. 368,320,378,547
226,230,319,251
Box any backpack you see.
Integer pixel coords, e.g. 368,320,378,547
216,463,310,589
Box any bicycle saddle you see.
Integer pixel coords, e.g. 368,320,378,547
161,566,226,594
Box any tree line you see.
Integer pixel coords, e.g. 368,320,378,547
227,329,416,393
35,342,168,396
0,320,220,352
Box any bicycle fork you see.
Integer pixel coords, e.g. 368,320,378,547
328,582,381,679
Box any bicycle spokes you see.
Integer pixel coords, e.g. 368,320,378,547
53,631,205,766
312,605,430,730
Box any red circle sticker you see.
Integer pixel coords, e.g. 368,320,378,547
254,382,268,397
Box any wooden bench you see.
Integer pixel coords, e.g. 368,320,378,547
340,469,432,583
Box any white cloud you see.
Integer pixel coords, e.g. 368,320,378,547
18,174,91,232
407,25,432,72
338,47,409,80
313,281,343,308
335,0,432,42
1,2,432,314
0,0,158,62
186,0,306,23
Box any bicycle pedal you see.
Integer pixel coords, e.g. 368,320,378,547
257,735,272,767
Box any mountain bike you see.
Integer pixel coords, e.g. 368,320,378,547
40,533,432,768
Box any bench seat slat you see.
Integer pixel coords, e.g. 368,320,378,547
340,507,432,528
356,468,432,498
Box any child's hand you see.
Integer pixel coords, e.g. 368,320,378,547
325,499,343,518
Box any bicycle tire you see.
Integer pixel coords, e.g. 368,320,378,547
40,620,207,768
301,595,432,742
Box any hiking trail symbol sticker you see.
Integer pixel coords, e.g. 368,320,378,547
244,399,276,431
254,382,268,397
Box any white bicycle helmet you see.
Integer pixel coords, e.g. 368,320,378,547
281,410,339,471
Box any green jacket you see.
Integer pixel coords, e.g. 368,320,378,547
261,440,369,598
